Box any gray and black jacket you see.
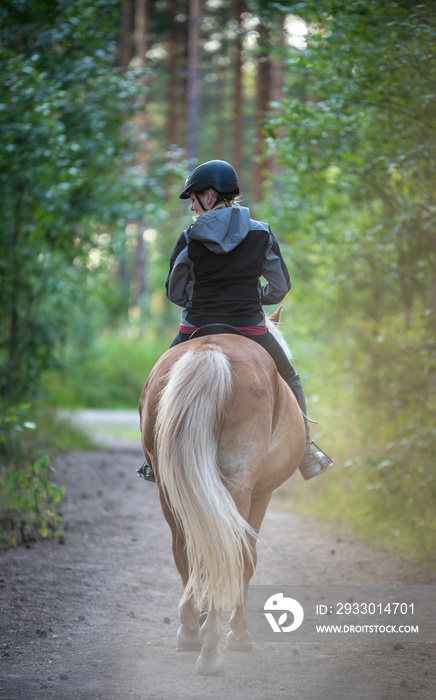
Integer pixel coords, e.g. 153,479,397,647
165,206,291,329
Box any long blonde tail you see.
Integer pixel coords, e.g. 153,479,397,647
155,343,254,612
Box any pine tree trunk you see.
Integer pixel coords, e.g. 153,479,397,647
118,0,134,311
120,0,134,65
135,0,148,168
167,40,178,150
252,22,271,205
186,0,201,162
233,0,246,178
166,0,179,151
269,18,286,182
214,57,226,159
134,0,148,301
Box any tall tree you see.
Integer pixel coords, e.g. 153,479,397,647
214,55,227,159
0,0,141,406
252,19,272,204
120,0,134,64
233,0,246,177
133,0,149,301
186,0,201,161
135,0,148,167
166,1,180,151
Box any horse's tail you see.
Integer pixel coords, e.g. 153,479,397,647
155,343,254,612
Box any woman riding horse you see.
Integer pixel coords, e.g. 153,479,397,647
139,159,332,481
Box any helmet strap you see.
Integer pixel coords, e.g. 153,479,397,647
194,191,228,211
212,194,225,208
195,193,208,211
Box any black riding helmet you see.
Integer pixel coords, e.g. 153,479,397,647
179,160,240,200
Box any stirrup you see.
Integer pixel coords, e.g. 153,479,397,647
299,440,333,481
137,461,156,483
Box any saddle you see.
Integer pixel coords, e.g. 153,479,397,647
189,324,244,340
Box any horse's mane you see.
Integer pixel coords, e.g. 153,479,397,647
266,317,292,360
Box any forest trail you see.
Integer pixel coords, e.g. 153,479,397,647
1,432,435,699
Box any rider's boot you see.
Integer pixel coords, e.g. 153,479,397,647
288,375,333,480
137,460,156,482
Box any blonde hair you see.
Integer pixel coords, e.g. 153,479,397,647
191,187,241,220
200,187,241,208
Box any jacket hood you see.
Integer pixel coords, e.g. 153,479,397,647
187,206,252,253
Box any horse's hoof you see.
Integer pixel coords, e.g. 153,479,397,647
195,649,225,677
226,630,253,652
176,624,202,652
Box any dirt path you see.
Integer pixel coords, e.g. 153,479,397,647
1,445,435,700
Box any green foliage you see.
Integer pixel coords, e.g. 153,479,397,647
0,404,36,465
42,331,170,409
0,404,70,547
262,0,436,563
1,454,65,547
0,0,144,408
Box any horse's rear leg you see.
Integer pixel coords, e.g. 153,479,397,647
174,544,202,651
227,491,271,652
196,606,224,677
177,593,202,651
161,500,202,652
227,584,253,651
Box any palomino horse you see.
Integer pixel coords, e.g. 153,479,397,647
138,309,306,676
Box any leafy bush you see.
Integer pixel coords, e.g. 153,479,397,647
1,455,65,547
0,404,36,459
0,405,66,547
